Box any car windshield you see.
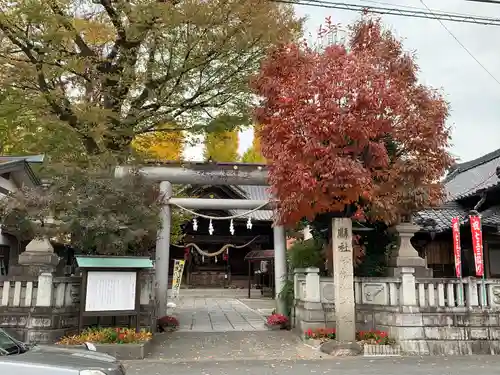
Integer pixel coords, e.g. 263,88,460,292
0,329,23,355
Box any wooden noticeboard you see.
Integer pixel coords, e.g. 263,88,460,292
75,256,154,333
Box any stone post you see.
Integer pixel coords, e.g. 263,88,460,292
297,267,324,331
139,269,156,331
465,277,479,307
293,268,306,300
331,218,356,342
35,273,54,307
304,267,321,303
400,267,417,306
17,238,60,276
387,223,432,277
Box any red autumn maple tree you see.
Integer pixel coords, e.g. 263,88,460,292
253,17,453,226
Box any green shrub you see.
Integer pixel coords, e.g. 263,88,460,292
288,238,324,269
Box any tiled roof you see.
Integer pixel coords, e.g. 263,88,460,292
413,201,468,232
229,185,273,221
444,148,500,200
414,149,500,232
479,205,500,227
0,155,44,164
0,159,41,186
236,185,272,201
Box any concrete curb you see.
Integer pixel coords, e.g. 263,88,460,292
58,341,152,360
363,344,401,357
298,337,401,357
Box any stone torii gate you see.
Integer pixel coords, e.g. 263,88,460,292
115,163,288,316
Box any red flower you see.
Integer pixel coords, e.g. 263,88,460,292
266,313,288,326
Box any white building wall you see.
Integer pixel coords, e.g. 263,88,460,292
0,174,18,246
0,175,17,192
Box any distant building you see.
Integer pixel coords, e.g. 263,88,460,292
413,149,500,277
0,155,44,275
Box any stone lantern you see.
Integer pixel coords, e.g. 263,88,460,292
387,222,433,277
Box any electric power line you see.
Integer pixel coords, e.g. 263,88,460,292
418,0,500,87
466,0,500,4
270,0,500,26
360,0,498,17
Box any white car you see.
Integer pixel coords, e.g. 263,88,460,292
0,328,125,375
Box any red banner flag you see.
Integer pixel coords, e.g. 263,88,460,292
451,217,462,278
469,215,484,277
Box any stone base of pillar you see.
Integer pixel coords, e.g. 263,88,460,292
17,252,60,276
17,238,60,276
387,264,432,278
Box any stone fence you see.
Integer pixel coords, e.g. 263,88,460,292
0,271,156,343
294,267,500,355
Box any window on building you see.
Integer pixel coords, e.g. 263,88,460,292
0,245,9,276
488,245,500,277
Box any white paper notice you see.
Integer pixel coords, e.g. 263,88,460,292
85,271,136,312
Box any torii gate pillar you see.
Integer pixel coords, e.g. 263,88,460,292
155,181,172,317
273,225,287,315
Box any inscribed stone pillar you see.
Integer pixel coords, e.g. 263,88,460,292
155,181,172,317
331,218,356,342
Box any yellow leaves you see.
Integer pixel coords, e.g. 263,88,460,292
204,129,239,162
72,17,115,47
242,125,266,163
132,130,184,161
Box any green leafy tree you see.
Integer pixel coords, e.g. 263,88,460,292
0,160,188,255
0,0,301,155
0,89,84,160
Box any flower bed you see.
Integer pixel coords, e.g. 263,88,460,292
357,330,396,346
266,313,289,329
304,328,396,346
56,327,152,360
304,328,398,357
304,328,336,342
57,327,152,345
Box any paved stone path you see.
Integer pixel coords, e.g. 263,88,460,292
141,331,324,362
173,297,268,332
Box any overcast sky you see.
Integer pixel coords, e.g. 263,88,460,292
184,0,500,163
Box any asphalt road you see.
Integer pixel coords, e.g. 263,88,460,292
124,356,500,375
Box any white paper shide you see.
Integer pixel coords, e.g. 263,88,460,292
85,271,136,312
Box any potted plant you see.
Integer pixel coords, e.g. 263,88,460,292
266,313,289,330
157,315,180,332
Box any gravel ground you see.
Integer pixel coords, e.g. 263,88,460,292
124,356,500,375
